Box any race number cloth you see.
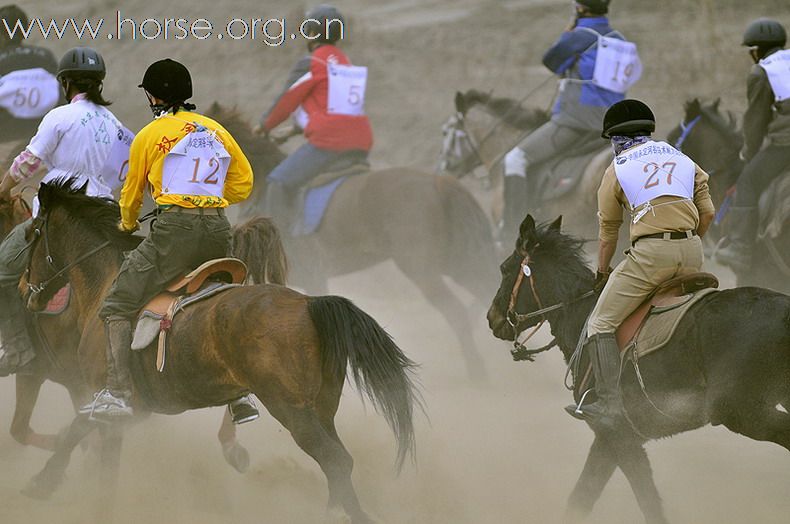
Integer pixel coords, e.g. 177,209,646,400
99,125,135,191
613,140,694,213
592,35,641,94
759,49,790,102
0,68,59,119
327,64,367,116
161,127,230,198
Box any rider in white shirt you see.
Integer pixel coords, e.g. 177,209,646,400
0,47,131,375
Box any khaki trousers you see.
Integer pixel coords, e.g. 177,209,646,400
587,236,704,336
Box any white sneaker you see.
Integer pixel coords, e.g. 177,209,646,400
78,389,134,419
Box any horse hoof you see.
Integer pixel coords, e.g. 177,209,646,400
21,473,60,500
222,442,250,474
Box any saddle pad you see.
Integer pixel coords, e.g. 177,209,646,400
39,285,70,316
295,177,346,236
537,146,608,202
627,288,718,360
759,172,790,240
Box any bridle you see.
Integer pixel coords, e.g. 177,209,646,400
24,212,111,297
505,248,595,361
437,112,486,176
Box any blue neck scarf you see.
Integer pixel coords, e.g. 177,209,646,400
611,135,650,156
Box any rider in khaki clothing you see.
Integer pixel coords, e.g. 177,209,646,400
80,59,258,423
567,99,715,430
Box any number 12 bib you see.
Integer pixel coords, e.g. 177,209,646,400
327,63,367,116
613,140,694,210
161,128,230,198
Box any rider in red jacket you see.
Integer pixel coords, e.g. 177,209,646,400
255,5,372,229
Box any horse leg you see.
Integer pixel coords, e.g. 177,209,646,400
564,435,618,522
720,404,790,451
268,401,372,524
399,268,487,380
609,436,668,524
218,407,250,473
9,373,60,450
93,423,124,523
21,414,97,499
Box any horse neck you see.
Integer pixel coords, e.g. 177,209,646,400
465,108,524,172
546,296,597,364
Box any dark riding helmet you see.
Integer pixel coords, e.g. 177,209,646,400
601,99,655,139
742,18,787,48
57,47,106,81
575,0,610,15
138,58,192,102
303,4,345,43
0,4,27,44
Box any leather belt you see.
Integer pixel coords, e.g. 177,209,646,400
633,229,697,246
158,206,225,216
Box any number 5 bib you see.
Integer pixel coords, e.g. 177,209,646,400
0,68,60,119
161,128,230,198
327,63,367,116
613,140,694,214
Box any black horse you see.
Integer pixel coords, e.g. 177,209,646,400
667,98,790,293
487,214,790,524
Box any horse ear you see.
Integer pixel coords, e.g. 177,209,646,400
518,214,536,246
685,98,701,116
548,215,562,232
455,91,467,115
712,98,721,111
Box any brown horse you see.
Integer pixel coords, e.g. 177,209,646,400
208,103,498,379
0,191,285,472
20,179,419,524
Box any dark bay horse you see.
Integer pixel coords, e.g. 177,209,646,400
667,98,790,293
487,215,790,524
0,193,285,471
208,103,498,379
20,180,419,524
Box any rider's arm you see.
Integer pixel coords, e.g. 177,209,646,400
692,164,716,237
219,129,253,205
596,164,624,245
542,29,598,76
118,132,150,231
0,149,43,197
742,65,774,162
259,55,313,131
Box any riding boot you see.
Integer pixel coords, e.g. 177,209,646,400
501,175,528,247
228,394,260,424
263,181,293,232
565,333,625,431
0,284,36,377
715,206,758,273
79,318,134,419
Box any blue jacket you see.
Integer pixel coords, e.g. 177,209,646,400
543,17,627,130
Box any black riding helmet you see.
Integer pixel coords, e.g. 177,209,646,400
575,0,610,15
742,18,787,48
601,99,655,139
303,4,345,43
57,47,106,81
0,4,27,45
138,58,192,103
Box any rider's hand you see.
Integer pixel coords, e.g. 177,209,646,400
117,220,140,234
252,124,267,136
593,267,612,293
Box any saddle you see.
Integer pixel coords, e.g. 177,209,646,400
616,272,719,351
529,137,609,205
131,258,248,370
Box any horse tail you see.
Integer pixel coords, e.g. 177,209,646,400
436,176,499,303
231,216,288,285
307,295,420,471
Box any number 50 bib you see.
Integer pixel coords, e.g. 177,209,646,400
161,129,230,198
327,63,367,116
0,68,60,119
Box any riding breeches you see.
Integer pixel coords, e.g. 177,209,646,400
503,120,595,178
267,142,367,193
0,219,32,288
734,144,790,207
99,210,231,320
587,236,704,336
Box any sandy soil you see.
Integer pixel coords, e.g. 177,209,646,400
2,1,789,523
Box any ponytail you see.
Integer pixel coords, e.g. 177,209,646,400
75,80,112,106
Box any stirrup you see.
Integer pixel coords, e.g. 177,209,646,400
565,389,594,420
229,395,259,425
78,388,134,422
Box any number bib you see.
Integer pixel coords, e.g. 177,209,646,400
99,125,135,191
592,36,642,94
613,141,695,211
327,63,367,116
759,49,790,102
161,129,230,198
0,68,60,119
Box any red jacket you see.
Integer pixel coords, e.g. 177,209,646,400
263,45,373,152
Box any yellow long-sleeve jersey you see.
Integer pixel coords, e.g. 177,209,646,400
119,111,253,230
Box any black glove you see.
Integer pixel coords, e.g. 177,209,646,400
593,268,612,293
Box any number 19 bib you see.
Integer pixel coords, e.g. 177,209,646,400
161,129,230,198
759,49,790,102
327,63,367,116
0,68,60,119
613,141,694,210
593,36,642,94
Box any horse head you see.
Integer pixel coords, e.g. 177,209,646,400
487,214,592,342
0,193,31,238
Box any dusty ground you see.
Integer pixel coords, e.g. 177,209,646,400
1,1,789,523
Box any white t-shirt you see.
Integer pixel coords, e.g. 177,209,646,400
26,97,126,213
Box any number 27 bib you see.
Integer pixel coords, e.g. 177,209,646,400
161,129,230,198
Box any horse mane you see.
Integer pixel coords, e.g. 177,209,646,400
462,89,548,131
36,178,139,250
206,102,284,175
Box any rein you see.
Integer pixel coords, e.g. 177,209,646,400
673,115,700,149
